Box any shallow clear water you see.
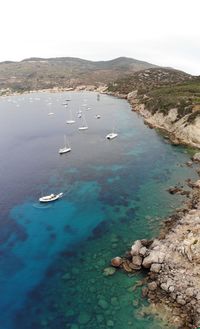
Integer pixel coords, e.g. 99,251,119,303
0,91,198,329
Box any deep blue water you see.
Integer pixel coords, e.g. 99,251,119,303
0,91,198,329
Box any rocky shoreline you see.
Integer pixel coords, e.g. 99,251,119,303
110,155,200,328
106,88,200,328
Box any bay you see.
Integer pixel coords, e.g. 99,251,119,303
0,91,197,329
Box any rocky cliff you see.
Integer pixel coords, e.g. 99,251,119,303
107,68,200,149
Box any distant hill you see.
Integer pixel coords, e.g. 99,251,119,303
0,56,158,93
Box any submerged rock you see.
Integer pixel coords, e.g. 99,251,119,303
78,312,91,325
111,256,123,267
192,152,200,162
98,299,109,310
103,267,116,276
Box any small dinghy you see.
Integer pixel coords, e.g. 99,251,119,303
106,132,118,140
39,193,63,203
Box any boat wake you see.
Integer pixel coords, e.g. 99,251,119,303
32,203,52,209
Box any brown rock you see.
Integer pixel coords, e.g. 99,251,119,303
131,240,142,256
122,261,134,273
131,255,143,270
148,281,157,291
139,246,148,257
150,263,162,273
142,251,165,268
111,257,123,268
142,287,148,297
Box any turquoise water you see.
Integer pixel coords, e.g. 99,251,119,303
0,91,198,329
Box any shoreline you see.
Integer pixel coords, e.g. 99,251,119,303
105,90,200,327
0,84,107,98
111,179,200,328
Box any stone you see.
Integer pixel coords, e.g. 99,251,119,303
192,152,200,162
111,297,118,306
107,320,114,327
142,251,165,268
142,287,148,297
150,263,161,273
193,179,200,188
169,286,175,293
103,267,116,276
96,314,104,323
98,299,108,310
122,260,135,272
78,312,91,325
176,296,186,305
139,246,147,257
185,287,195,297
111,256,123,267
148,281,157,291
160,283,169,292
131,240,142,256
131,255,143,269
141,239,153,247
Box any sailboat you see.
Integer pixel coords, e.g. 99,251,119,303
78,114,88,130
59,135,71,154
106,127,118,140
66,108,75,124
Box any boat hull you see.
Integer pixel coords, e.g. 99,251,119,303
39,193,63,203
106,133,118,140
59,148,71,154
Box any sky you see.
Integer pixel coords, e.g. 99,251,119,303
0,0,200,75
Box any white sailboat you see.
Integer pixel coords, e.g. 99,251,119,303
106,127,118,140
78,114,88,130
66,108,76,124
59,135,71,154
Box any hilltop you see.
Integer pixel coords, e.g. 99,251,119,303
0,56,157,94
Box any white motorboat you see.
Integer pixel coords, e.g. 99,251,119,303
95,114,101,119
48,112,54,115
59,135,71,154
106,127,118,140
78,114,88,130
106,132,118,140
39,192,63,203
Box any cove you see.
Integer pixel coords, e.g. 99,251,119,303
0,91,198,329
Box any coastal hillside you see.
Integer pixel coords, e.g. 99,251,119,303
0,56,157,94
107,68,200,148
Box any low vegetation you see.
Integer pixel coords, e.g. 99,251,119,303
107,68,200,123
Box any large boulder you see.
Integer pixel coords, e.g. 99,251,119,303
131,255,143,270
192,152,200,162
111,257,123,268
142,251,165,268
131,240,142,256
150,263,162,273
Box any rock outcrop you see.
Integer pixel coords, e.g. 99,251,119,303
112,181,200,328
127,90,200,149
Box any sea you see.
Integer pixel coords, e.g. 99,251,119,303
0,91,198,329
